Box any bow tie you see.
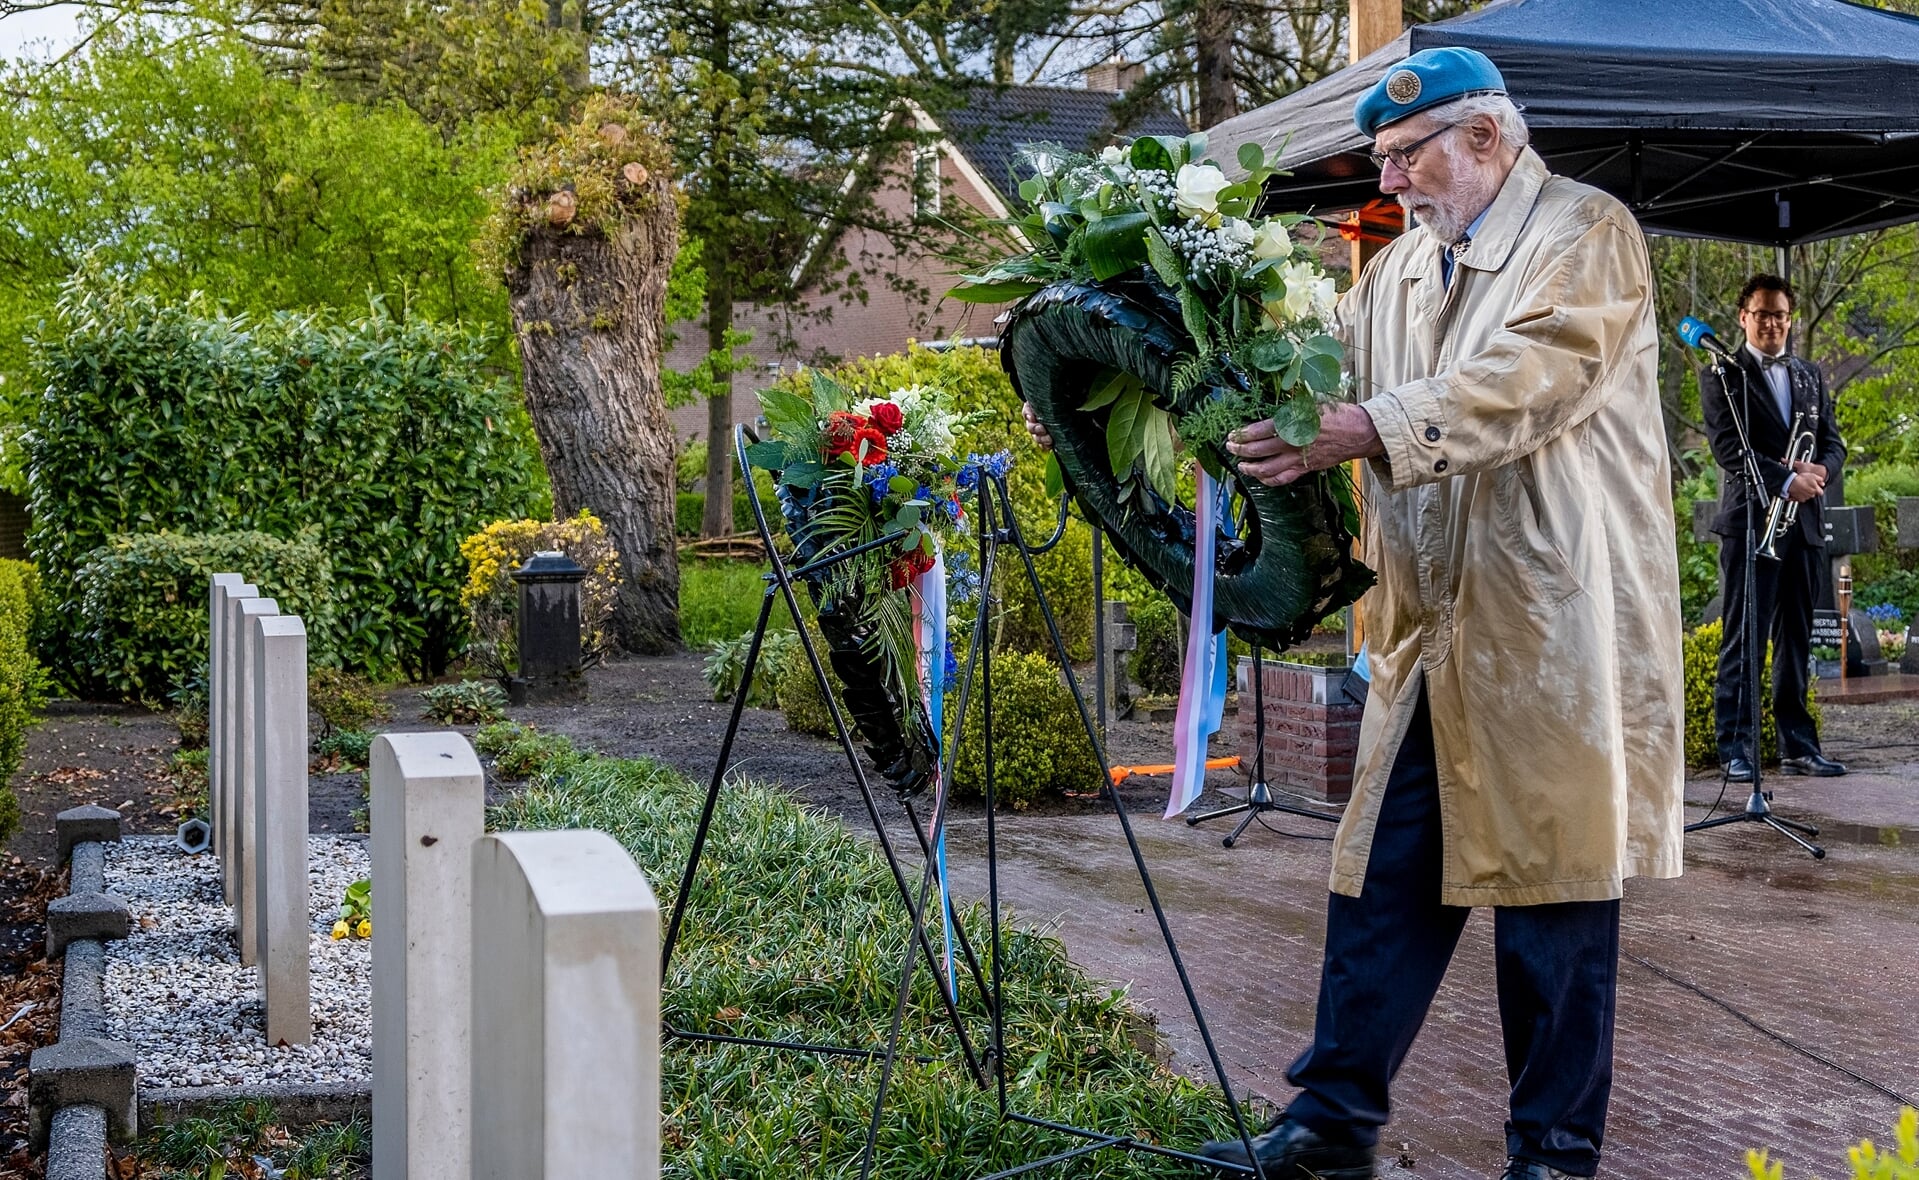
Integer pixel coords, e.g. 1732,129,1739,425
1757,353,1790,369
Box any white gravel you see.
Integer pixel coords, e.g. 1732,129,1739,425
101,835,372,1089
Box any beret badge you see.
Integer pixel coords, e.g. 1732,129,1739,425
1385,69,1422,105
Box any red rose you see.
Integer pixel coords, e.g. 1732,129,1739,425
854,427,889,465
822,411,864,458
888,547,936,588
869,402,905,435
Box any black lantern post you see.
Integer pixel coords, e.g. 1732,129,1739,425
509,550,588,704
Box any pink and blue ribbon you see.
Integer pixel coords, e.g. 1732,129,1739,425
1166,466,1231,819
912,550,958,999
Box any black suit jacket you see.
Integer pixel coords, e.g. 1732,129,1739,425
1699,347,1847,546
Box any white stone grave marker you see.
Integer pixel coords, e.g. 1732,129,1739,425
372,733,483,1180
213,579,256,904
252,613,310,1045
232,595,278,964
471,831,661,1180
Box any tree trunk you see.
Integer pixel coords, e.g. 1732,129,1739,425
505,173,683,654
1195,0,1239,129
700,234,736,538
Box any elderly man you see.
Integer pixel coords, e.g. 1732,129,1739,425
1024,47,1684,1180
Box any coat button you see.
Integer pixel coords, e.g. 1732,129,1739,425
1424,426,1442,441
1434,459,1448,473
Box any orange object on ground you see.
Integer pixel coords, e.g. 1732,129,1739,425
1107,756,1240,786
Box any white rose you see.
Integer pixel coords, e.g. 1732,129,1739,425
1218,218,1256,251
1274,260,1321,321
1100,145,1127,167
1252,220,1292,261
1174,163,1229,224
1308,276,1338,322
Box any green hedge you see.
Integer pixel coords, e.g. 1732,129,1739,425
951,650,1100,809
1682,620,1820,768
674,492,757,538
74,531,337,702
27,280,538,686
0,561,48,841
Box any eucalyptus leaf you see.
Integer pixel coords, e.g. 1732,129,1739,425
1272,393,1322,446
1300,351,1343,395
1237,142,1265,173
1244,335,1295,373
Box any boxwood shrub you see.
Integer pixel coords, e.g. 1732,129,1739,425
74,530,337,703
27,280,539,686
0,560,48,841
950,650,1100,809
1682,619,1820,767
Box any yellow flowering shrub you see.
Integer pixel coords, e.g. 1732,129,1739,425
458,510,622,683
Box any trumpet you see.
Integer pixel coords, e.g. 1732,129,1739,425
1756,411,1816,561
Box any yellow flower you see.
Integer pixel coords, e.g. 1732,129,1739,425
331,920,349,940
356,919,372,939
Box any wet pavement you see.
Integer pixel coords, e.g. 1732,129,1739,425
918,706,1919,1179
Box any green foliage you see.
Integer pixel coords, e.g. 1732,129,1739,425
702,628,798,706
489,749,1236,1176
419,681,508,726
1129,595,1184,697
136,1100,366,1177
0,559,51,665
1847,463,1919,588
0,29,531,487
677,440,710,492
338,880,372,928
675,493,756,539
457,511,622,683
316,730,375,770
171,669,211,751
1682,621,1822,767
1278,649,1350,668
474,720,530,757
167,748,211,816
29,280,538,683
70,531,333,704
680,561,772,649
774,627,842,739
994,517,1095,661
1749,1106,1919,1179
951,651,1101,808
1674,464,1723,626
308,668,386,741
493,731,580,780
1857,569,1919,625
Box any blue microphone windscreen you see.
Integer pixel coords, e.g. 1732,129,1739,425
1676,316,1713,348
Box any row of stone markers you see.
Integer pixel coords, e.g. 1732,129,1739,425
211,574,662,1178
208,573,312,1046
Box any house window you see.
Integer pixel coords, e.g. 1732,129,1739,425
914,145,942,220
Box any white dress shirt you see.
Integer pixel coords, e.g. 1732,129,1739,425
1744,342,1798,497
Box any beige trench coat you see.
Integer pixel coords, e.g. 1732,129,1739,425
1334,148,1685,906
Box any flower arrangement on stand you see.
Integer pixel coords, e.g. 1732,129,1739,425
745,373,1001,796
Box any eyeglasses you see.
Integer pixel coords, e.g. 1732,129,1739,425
1367,123,1459,171
1743,309,1793,324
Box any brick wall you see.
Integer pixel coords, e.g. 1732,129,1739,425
1236,659,1360,804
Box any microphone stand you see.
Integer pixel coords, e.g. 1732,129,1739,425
1684,348,1825,859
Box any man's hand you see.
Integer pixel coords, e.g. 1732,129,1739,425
1227,403,1385,487
1786,470,1825,503
1792,459,1828,483
1022,402,1055,453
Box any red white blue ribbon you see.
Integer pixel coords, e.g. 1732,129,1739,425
1166,466,1231,818
912,549,958,999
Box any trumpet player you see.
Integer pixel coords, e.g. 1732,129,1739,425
1700,274,1848,782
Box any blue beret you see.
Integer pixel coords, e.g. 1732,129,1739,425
1354,47,1507,139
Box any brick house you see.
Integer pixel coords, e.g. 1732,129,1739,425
665,66,1190,445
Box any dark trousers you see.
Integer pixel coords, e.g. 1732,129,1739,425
1283,690,1621,1176
1714,524,1821,763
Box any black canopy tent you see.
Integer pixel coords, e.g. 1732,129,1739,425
1207,0,1919,246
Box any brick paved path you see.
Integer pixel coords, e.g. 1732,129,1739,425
932,744,1919,1178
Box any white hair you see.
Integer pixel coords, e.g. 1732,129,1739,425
1441,93,1530,151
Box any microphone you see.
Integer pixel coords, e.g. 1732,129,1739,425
1676,316,1738,363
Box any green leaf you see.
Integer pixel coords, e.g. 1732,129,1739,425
888,475,916,496
759,387,814,438
1018,176,1045,203
784,461,824,489
1237,142,1265,173
811,371,849,414
1131,137,1176,173
1141,405,1177,502
1106,383,1149,478
1178,285,1211,347
1043,451,1064,498
1145,229,1184,290
1079,370,1138,413
1185,132,1209,165
743,440,789,470
1244,334,1294,373
1272,392,1322,447
1082,210,1152,280
948,279,1044,304
1300,351,1342,396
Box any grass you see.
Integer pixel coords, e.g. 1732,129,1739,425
133,1101,368,1178
680,559,779,650
489,743,1245,1177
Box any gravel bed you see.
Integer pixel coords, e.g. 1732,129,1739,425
101,836,372,1089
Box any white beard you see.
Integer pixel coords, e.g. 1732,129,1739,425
1396,139,1499,242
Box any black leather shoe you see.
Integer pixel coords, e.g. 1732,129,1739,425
1197,1116,1374,1178
1723,757,1756,783
1780,753,1848,777
1501,1159,1581,1179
